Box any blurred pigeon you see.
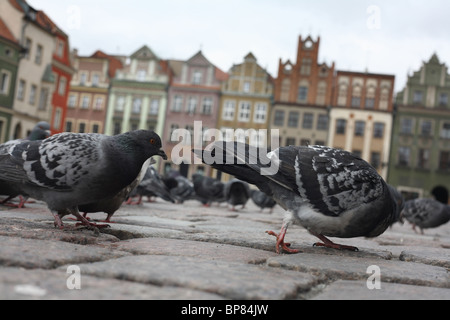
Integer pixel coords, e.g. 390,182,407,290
169,175,196,204
194,142,404,253
0,121,51,208
402,198,450,234
130,166,176,204
192,173,225,206
251,189,277,213
0,130,167,228
223,179,250,211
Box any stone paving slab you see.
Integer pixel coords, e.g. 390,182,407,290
68,255,320,300
0,267,223,300
312,280,450,300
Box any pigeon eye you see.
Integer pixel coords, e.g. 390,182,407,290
150,139,156,145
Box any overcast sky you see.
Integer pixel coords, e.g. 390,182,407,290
27,0,450,93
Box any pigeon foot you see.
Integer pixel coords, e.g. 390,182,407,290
266,227,300,254
311,233,359,252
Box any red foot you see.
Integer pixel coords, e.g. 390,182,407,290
311,233,359,252
266,228,300,254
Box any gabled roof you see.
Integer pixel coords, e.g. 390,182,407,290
0,17,19,45
90,50,124,78
130,45,158,60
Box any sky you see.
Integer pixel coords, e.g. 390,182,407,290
26,0,450,93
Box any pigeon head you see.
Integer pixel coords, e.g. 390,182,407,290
27,121,51,141
119,130,167,161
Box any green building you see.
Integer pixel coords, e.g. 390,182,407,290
388,54,450,202
0,18,22,143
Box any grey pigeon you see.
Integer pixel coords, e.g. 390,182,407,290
223,179,250,211
75,158,156,223
192,173,225,206
402,198,450,234
0,121,51,208
169,175,196,204
251,189,277,213
194,142,404,253
131,166,177,204
0,130,167,228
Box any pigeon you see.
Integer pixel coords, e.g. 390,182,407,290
130,165,177,204
0,121,51,208
169,175,196,204
402,198,450,234
192,173,225,206
0,130,167,228
75,158,156,223
251,189,277,213
194,142,404,253
223,179,250,211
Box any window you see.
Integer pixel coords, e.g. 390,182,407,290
94,97,103,110
17,80,25,100
285,137,296,146
92,124,100,133
54,108,62,130
56,40,64,57
439,151,450,171
24,38,32,59
202,97,213,115
65,121,72,132
300,58,312,75
172,95,183,112
132,98,142,114
351,86,362,107
273,110,285,126
370,152,381,169
137,69,146,81
365,98,375,109
352,150,362,158
80,73,87,85
222,100,236,120
192,71,202,85
441,122,450,139
354,121,365,136
373,122,385,138
149,99,159,115
35,45,43,64
113,122,121,135
58,77,67,96
300,139,310,146
439,93,448,107
238,102,251,122
336,119,347,134
78,122,86,133
38,89,49,110
170,124,179,140
398,146,411,167
0,70,10,95
186,96,197,114
68,94,77,108
413,90,423,104
29,85,37,105
115,96,125,112
297,86,308,102
302,113,314,129
288,111,299,128
253,103,267,123
92,74,100,86
81,95,90,109
420,120,432,137
351,96,361,108
400,118,413,135
317,114,329,131
243,82,251,93
417,149,430,169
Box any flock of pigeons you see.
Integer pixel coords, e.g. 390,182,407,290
0,124,449,253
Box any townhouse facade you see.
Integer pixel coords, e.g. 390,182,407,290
388,53,450,201
164,51,227,177
104,45,171,138
271,36,335,148
328,70,395,179
0,17,23,143
67,50,123,134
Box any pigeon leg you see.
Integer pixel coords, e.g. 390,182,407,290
310,232,359,252
266,224,300,254
68,207,110,229
51,211,65,229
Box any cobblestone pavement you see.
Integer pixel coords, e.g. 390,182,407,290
0,197,449,300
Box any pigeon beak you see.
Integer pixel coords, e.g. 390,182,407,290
158,149,168,160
